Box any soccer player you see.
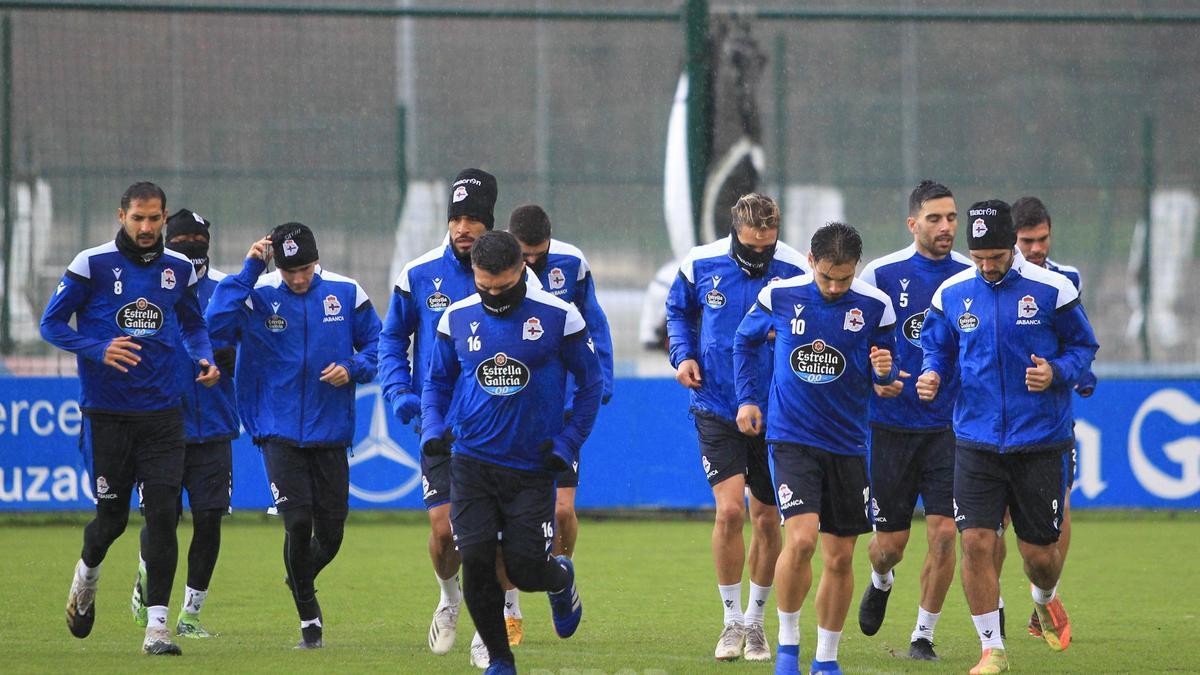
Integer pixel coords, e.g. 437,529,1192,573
854,181,971,659
421,230,603,675
501,204,614,643
998,195,1095,640
378,168,499,658
129,209,239,639
734,222,898,675
665,193,808,662
206,223,381,648
41,181,219,656
918,200,1098,674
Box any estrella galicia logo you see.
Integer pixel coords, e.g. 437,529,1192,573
958,312,980,332
427,292,450,311
903,310,928,346
476,352,531,396
265,314,287,332
790,339,846,384
115,297,164,337
705,275,726,309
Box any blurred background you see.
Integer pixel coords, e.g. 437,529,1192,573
1,0,1198,376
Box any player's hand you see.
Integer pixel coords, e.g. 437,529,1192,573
736,404,763,436
246,236,272,263
1025,354,1054,392
675,359,702,389
538,438,573,472
423,430,455,457
195,359,221,387
103,336,142,373
320,363,350,387
213,346,237,375
391,391,421,424
916,370,941,402
869,346,894,379
874,370,910,398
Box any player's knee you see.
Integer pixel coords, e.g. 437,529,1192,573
191,508,223,537
314,518,345,553
459,541,497,573
282,507,314,539
927,520,957,556
94,502,131,540
750,508,779,537
783,534,817,562
822,547,855,575
714,501,745,531
960,528,995,559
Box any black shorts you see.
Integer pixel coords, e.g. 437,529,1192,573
770,442,871,537
953,445,1068,546
868,426,955,532
82,410,185,504
182,440,233,512
694,411,776,506
450,454,555,558
1066,445,1077,490
261,442,350,519
422,451,452,510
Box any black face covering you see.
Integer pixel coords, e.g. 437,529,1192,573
527,251,549,275
730,227,776,277
167,238,210,274
115,227,164,265
478,279,527,317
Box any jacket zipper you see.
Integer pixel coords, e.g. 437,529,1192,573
300,293,308,444
993,281,1006,452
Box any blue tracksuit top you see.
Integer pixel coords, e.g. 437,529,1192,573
420,284,603,474
665,236,808,422
378,244,542,418
1045,258,1097,394
533,238,615,404
175,267,239,443
40,239,214,415
206,257,381,447
735,276,897,457
858,245,973,432
921,251,1099,454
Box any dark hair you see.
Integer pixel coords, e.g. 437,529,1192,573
908,179,953,216
508,204,552,245
1012,196,1051,231
810,222,863,265
470,230,523,275
731,193,780,230
121,181,167,210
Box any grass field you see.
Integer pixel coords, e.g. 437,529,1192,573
2,510,1197,673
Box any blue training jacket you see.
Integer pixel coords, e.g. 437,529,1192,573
175,268,239,443
41,239,213,415
665,236,808,422
734,276,897,457
378,243,542,421
921,251,1099,454
1045,258,1097,395
206,257,381,447
533,238,615,404
420,283,603,475
858,245,973,432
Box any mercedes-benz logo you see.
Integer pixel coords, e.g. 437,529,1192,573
349,384,422,503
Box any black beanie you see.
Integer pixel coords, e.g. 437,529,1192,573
270,222,319,269
447,168,498,230
165,208,210,240
966,199,1016,250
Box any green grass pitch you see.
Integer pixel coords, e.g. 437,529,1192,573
1,511,1197,673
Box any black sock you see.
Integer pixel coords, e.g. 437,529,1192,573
140,484,180,607
186,509,224,591
461,541,514,665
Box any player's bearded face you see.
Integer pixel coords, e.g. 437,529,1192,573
810,257,857,301
971,248,1014,283
911,196,957,258
449,216,488,256
1016,222,1051,266
119,198,166,248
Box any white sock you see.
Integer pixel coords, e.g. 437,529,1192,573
815,626,842,662
777,609,801,646
146,605,168,631
301,616,323,629
436,572,461,607
998,594,1005,609
972,611,1004,650
76,559,100,583
871,568,894,592
911,606,940,642
183,586,207,615
745,582,771,626
718,582,744,625
1031,583,1057,605
504,588,522,619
